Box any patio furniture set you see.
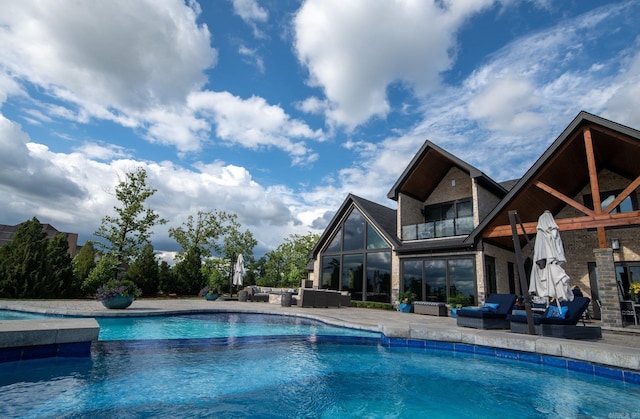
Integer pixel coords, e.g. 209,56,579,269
241,286,351,308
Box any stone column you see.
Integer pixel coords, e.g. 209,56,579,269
594,248,622,328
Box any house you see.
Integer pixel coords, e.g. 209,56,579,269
0,222,79,256
309,111,640,329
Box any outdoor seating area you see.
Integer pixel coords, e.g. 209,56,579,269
298,288,346,308
456,293,517,329
240,286,351,308
507,296,602,339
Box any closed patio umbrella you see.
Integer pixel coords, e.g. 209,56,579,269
528,210,573,304
233,254,245,288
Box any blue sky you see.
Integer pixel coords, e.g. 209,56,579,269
1,0,639,260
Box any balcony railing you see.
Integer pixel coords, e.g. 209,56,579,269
401,216,474,240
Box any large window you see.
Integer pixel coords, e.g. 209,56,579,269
321,208,391,302
584,190,639,214
402,257,476,304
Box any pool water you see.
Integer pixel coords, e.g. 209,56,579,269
96,312,381,340
1,341,639,418
1,311,639,417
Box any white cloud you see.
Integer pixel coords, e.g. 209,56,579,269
0,1,215,112
238,45,265,73
293,0,494,129
231,0,269,38
188,90,323,164
468,77,545,133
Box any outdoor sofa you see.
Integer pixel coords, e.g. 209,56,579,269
298,288,345,308
456,293,517,329
507,296,602,339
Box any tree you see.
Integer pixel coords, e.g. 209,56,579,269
169,210,256,294
259,232,319,287
157,260,175,294
0,218,49,298
72,241,97,294
125,243,159,296
83,253,119,295
94,167,167,280
169,210,237,260
173,245,204,294
44,233,75,297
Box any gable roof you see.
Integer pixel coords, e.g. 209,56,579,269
467,111,640,250
310,193,398,258
387,140,507,202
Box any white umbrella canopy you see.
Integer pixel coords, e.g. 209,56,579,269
528,210,573,303
232,254,245,287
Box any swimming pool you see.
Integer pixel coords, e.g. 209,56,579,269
0,311,639,417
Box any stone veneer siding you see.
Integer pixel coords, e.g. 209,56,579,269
594,248,622,328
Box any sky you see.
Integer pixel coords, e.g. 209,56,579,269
1,0,639,261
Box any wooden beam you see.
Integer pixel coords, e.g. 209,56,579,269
602,175,640,214
483,210,640,238
583,128,602,214
534,181,595,216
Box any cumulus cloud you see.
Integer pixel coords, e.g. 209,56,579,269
188,90,323,165
293,0,493,129
0,1,215,111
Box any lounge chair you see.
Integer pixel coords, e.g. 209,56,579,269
456,293,517,329
507,296,602,339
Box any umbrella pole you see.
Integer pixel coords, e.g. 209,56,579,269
509,211,536,335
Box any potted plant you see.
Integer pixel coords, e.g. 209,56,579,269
630,282,640,302
199,285,219,301
95,279,141,309
448,293,471,318
398,290,416,313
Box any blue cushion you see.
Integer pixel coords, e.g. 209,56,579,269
482,302,499,312
546,305,568,319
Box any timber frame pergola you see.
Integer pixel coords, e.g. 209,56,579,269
468,111,640,251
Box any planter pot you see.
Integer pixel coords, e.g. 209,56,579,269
450,308,459,318
101,295,134,309
204,293,219,301
398,302,412,313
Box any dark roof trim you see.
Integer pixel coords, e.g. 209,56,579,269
387,140,506,201
310,194,398,259
464,110,640,245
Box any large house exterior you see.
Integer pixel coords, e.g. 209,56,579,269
308,111,640,329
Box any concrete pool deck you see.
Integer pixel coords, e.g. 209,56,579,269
1,298,639,371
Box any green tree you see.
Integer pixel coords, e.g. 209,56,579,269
169,210,237,259
260,232,319,287
157,260,175,294
72,241,97,292
94,167,167,280
173,245,204,294
44,233,75,297
125,243,159,296
0,217,48,298
83,253,119,295
169,210,256,294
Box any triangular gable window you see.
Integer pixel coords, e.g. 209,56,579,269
326,228,342,252
367,224,390,249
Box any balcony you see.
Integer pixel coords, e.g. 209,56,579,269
401,216,474,241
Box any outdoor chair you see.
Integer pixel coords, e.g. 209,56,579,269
245,286,269,302
456,293,517,329
508,296,602,339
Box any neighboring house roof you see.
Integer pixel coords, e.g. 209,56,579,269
387,140,507,202
310,193,398,259
467,111,640,250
